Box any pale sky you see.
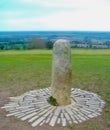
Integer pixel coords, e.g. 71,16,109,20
0,0,110,31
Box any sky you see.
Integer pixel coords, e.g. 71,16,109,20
0,0,110,31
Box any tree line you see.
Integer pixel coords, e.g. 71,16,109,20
0,37,110,50
0,38,54,50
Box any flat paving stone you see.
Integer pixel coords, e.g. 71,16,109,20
21,112,37,121
62,118,66,126
57,118,61,124
1,87,105,127
49,115,58,126
45,113,53,124
32,116,46,127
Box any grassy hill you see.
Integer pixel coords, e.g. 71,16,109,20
0,49,110,130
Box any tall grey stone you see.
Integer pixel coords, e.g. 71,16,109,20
51,39,73,106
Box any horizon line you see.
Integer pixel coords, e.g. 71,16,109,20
0,30,110,32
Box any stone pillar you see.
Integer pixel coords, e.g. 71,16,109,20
51,39,72,106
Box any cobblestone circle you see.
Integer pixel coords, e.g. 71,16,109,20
1,88,105,127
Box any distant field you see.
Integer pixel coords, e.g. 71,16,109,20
0,49,110,55
0,49,110,130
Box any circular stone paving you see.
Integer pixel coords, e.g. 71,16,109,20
1,88,105,127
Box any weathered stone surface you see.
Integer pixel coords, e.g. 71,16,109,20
51,39,72,106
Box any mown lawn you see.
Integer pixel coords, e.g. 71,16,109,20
0,49,110,130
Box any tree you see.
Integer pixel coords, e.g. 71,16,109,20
46,40,54,49
27,37,46,49
0,44,4,50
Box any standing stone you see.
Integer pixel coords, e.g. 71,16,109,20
51,39,72,106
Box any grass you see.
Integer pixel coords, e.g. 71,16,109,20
0,49,110,130
47,96,58,106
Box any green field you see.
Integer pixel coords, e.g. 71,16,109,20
0,49,110,130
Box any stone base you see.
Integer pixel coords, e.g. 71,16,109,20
1,88,105,127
